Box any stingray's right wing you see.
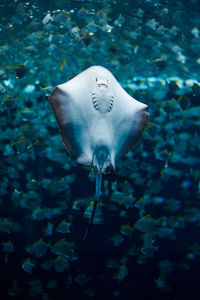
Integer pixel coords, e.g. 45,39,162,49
49,83,93,165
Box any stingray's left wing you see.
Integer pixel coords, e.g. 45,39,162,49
49,82,93,165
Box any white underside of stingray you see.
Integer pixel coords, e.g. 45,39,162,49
49,65,149,239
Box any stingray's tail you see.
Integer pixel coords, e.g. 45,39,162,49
84,172,102,241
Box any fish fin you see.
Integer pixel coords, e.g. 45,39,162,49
84,172,102,241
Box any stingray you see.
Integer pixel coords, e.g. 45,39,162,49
49,66,148,240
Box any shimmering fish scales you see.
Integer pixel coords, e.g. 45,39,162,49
49,65,148,239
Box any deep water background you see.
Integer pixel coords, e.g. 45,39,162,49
0,0,200,299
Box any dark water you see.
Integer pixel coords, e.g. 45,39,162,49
0,0,200,299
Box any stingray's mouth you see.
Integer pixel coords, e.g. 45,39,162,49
98,82,108,88
96,77,109,88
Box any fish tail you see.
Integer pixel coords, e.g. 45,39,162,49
84,172,102,241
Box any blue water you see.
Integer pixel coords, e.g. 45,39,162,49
0,0,200,299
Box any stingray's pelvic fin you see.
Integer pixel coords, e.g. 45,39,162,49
84,172,102,241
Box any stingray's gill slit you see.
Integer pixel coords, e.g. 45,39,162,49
92,76,113,113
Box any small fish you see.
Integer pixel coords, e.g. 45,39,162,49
72,200,81,211
154,57,167,70
120,224,132,236
155,278,167,290
2,240,15,252
83,22,99,35
134,215,157,233
21,107,36,121
84,201,104,225
114,264,128,282
141,233,157,257
0,68,8,80
110,191,125,205
42,13,53,26
146,122,159,139
122,194,136,209
70,26,81,39
25,239,48,258
178,95,191,110
59,59,66,71
0,217,13,233
11,189,22,204
40,260,52,271
156,149,171,162
145,18,158,30
22,258,35,273
54,12,71,25
51,238,78,261
191,83,200,96
110,234,124,246
31,207,45,220
52,256,69,272
191,27,199,38
81,33,93,46
29,279,43,296
14,63,27,78
15,136,30,154
77,7,93,22
114,14,125,27
56,219,71,234
43,222,53,236
1,96,17,110
0,83,6,94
